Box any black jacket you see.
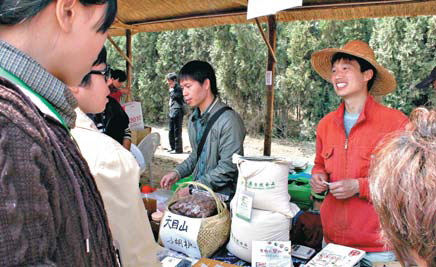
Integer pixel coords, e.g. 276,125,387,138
91,96,130,145
169,83,185,118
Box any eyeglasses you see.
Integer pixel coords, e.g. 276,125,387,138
88,65,111,82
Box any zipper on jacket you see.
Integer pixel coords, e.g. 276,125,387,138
344,138,348,150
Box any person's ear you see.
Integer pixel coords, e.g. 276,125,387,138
69,86,80,97
363,69,373,82
203,79,211,91
55,0,77,33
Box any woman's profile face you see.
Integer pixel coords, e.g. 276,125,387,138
76,63,110,114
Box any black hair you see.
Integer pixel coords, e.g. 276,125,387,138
80,46,107,86
167,72,177,82
111,69,126,82
179,60,218,97
0,0,117,33
331,52,377,91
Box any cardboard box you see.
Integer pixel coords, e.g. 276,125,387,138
193,258,238,267
131,126,151,145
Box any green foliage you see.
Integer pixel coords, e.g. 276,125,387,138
106,16,436,140
371,17,436,113
212,24,267,134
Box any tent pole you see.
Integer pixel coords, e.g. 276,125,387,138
255,18,277,63
107,36,133,66
126,29,133,102
263,15,276,156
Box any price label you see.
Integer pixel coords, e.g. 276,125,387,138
266,71,273,86
236,190,254,222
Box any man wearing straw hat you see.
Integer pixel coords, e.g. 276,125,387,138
310,40,408,266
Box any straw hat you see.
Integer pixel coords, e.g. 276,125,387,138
416,66,436,89
311,40,396,96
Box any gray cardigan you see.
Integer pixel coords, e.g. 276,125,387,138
175,99,246,198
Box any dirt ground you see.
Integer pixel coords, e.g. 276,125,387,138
140,125,316,188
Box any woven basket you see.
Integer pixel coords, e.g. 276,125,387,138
164,181,231,258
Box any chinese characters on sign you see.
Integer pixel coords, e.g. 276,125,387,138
122,101,144,130
252,241,293,267
160,213,202,258
163,215,189,232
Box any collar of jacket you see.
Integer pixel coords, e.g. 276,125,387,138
74,108,99,131
332,94,376,128
0,41,77,128
191,97,220,125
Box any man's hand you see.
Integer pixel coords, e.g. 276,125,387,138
160,171,179,189
329,179,359,200
177,187,190,197
311,173,328,193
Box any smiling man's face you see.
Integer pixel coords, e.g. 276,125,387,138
331,58,372,99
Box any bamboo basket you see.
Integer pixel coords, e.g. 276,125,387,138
162,181,231,258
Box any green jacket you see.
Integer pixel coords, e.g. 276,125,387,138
175,98,245,198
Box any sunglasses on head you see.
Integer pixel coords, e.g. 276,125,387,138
88,65,111,82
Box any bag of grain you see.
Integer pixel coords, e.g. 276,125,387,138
232,154,300,217
226,200,290,262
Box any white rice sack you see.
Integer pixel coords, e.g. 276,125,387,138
226,200,290,263
233,154,300,217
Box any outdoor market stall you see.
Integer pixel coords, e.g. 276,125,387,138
109,0,436,156
108,1,436,266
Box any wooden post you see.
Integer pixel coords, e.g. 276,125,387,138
107,36,133,66
126,29,133,102
263,15,277,156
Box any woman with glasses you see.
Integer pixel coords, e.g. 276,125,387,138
71,50,112,114
70,46,162,266
0,0,118,266
88,69,132,150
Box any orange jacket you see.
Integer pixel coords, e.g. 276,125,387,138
312,95,408,252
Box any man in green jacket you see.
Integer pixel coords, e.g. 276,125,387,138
161,60,245,200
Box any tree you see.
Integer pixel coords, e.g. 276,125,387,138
106,16,435,140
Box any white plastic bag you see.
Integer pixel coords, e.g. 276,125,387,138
226,200,290,262
233,154,299,217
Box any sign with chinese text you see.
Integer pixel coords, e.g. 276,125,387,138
252,241,293,267
305,243,365,267
159,212,202,258
122,101,144,130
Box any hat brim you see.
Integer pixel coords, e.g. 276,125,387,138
416,69,436,89
416,77,433,89
311,48,397,96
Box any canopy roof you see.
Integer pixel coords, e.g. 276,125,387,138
110,0,436,35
